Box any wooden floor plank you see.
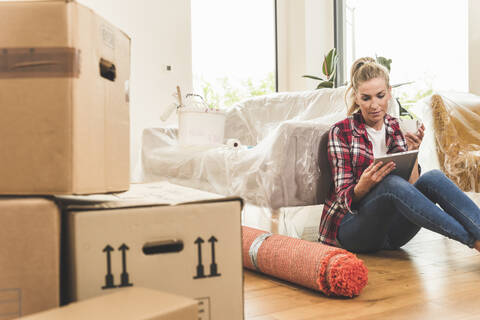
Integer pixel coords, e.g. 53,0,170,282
244,228,480,319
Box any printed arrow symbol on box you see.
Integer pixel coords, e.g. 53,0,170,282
102,245,117,289
208,236,218,264
103,245,114,275
195,237,204,264
118,243,133,287
193,237,206,279
208,236,221,277
118,244,129,273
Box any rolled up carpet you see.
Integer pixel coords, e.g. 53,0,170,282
242,226,368,297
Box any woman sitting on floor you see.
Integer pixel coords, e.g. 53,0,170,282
318,57,480,253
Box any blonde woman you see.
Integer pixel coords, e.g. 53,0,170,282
318,57,480,253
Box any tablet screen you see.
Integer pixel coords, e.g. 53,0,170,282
374,150,419,180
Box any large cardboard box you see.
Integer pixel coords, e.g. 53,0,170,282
0,0,130,194
0,198,60,319
18,287,197,320
60,182,244,320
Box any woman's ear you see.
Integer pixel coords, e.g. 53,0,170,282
353,91,360,106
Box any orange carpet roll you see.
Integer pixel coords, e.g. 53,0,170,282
242,226,368,297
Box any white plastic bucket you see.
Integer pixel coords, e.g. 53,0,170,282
178,110,226,146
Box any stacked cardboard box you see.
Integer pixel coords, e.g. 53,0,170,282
18,287,198,320
57,182,244,320
0,0,130,195
0,1,245,319
0,0,131,318
0,198,60,319
0,183,245,320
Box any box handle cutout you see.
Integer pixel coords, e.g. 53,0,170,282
142,240,184,255
99,58,116,81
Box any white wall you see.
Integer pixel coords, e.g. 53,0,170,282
77,0,193,179
469,0,480,95
277,0,334,92
305,0,335,89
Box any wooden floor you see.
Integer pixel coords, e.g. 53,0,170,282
243,228,480,319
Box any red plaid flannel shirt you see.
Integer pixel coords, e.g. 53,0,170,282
318,111,407,246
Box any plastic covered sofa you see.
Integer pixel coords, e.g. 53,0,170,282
138,86,400,209
412,92,480,192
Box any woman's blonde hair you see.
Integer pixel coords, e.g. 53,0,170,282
345,57,390,115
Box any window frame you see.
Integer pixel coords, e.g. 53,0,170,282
334,0,346,87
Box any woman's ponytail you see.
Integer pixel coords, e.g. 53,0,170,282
345,57,389,115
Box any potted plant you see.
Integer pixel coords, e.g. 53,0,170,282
303,49,398,89
302,48,338,89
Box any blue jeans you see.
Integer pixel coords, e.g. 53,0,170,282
337,169,480,253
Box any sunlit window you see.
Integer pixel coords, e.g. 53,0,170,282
191,0,276,108
344,0,468,112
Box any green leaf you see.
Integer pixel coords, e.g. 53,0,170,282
302,74,326,81
304,48,338,88
317,81,333,89
322,48,337,77
327,60,338,81
376,56,392,72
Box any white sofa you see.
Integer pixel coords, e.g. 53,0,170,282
138,86,400,210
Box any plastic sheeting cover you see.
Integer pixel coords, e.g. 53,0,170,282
138,86,400,209
412,92,480,192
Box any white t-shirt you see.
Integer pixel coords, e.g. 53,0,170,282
365,123,388,158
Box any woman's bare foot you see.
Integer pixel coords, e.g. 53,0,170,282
474,240,480,252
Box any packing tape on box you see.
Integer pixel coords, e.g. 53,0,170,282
0,47,81,78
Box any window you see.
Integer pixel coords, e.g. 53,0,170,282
191,0,277,108
338,0,468,112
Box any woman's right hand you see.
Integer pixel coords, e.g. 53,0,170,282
353,161,396,201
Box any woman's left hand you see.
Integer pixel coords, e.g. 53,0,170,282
405,124,425,150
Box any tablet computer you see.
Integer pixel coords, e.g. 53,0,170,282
374,149,419,180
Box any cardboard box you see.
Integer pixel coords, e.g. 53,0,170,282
0,0,130,195
59,182,244,320
18,287,197,320
0,198,60,319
